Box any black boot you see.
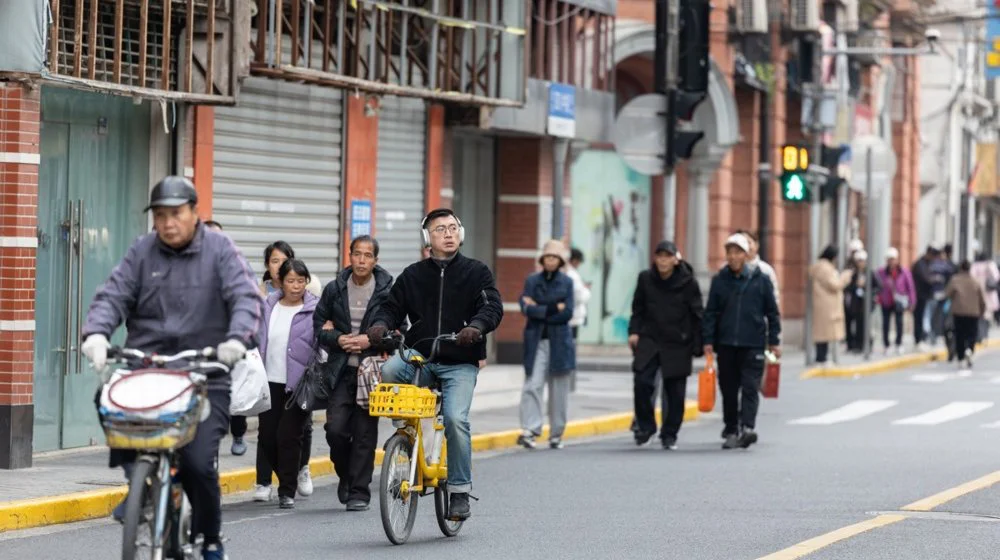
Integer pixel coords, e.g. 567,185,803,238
449,492,471,521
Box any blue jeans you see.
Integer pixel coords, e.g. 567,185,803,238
380,350,478,493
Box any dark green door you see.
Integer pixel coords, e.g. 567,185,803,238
33,88,151,451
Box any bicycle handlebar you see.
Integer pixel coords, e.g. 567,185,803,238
107,346,230,374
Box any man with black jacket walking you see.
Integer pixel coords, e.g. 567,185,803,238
368,208,503,521
628,241,703,450
703,234,781,450
911,246,937,350
314,235,393,512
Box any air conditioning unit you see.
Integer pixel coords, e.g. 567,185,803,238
735,0,768,34
788,0,820,32
841,0,859,33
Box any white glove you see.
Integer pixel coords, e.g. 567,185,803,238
81,334,110,370
216,339,247,366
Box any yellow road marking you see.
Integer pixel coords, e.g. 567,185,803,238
758,468,1000,559
756,515,906,560
901,470,1000,512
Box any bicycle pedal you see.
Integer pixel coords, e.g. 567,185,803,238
468,494,480,502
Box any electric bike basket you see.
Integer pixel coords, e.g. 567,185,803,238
368,383,437,419
98,368,208,451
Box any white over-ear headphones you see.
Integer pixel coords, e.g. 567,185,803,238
421,209,465,247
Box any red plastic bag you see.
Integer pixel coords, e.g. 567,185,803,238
762,357,780,399
698,354,717,413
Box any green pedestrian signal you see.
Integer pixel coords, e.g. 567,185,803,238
782,173,808,202
780,144,811,203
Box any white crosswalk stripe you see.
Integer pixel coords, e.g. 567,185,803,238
892,402,995,426
911,373,957,383
789,400,898,425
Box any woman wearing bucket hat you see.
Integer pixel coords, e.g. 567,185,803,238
517,239,576,450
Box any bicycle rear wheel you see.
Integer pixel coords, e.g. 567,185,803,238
122,458,159,560
434,483,464,537
379,433,419,545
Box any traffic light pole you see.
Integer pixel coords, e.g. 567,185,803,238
804,33,824,366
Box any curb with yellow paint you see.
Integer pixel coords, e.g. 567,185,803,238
800,338,1000,380
0,402,699,533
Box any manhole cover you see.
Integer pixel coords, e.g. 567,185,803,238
869,510,1000,523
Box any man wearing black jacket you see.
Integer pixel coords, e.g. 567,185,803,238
368,208,504,521
703,234,781,450
628,241,703,450
911,246,937,350
314,235,393,512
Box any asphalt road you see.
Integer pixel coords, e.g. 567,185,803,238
6,353,1000,559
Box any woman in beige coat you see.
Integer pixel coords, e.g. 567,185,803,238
809,245,852,364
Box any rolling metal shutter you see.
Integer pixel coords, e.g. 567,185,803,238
375,96,426,279
213,78,343,284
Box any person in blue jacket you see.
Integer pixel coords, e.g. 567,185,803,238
517,239,576,451
702,234,781,450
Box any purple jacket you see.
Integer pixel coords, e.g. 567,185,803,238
82,224,262,388
876,266,917,310
259,291,318,392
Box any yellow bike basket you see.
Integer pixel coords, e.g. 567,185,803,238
368,384,437,419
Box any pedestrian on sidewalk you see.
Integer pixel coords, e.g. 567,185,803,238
946,260,987,371
247,241,318,498
876,248,916,355
314,235,393,512
702,234,781,450
970,253,999,343
518,239,576,450
565,247,592,392
844,251,880,352
256,259,318,509
627,241,703,450
809,245,852,365
927,248,955,346
911,246,937,350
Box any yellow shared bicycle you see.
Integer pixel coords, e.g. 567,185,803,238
368,332,464,545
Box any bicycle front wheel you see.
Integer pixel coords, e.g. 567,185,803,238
379,433,419,545
122,458,159,560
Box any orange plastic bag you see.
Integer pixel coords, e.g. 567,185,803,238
698,354,717,413
762,353,780,399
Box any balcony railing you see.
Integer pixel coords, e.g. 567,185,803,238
528,0,614,92
43,0,249,103
250,0,528,106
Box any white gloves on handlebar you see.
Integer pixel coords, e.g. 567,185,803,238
216,339,247,366
81,334,110,370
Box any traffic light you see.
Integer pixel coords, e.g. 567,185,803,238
665,0,711,168
780,144,811,202
819,145,849,202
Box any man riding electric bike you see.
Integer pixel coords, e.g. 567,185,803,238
81,176,262,560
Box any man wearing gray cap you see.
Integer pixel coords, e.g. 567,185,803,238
702,233,781,450
628,241,703,449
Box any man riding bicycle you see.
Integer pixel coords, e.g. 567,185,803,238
81,176,262,560
367,208,503,520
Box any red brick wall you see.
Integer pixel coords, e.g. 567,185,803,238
342,95,379,267
0,83,39,412
425,104,445,212
891,54,919,265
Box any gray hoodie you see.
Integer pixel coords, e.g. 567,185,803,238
82,223,263,383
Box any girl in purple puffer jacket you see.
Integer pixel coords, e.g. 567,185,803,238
256,258,318,509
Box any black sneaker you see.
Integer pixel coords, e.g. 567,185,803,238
722,433,740,449
279,495,295,509
346,499,369,512
634,430,655,446
517,433,537,449
337,478,349,505
448,492,471,521
661,436,678,450
739,429,758,449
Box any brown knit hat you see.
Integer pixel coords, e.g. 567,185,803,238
539,239,569,266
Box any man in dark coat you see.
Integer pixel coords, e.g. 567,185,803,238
628,241,703,450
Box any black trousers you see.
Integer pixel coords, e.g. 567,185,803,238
325,368,380,502
815,342,829,363
180,389,230,545
716,346,764,433
953,316,979,361
633,355,688,441
881,307,904,348
230,415,247,438
845,307,869,351
913,298,928,344
257,383,311,498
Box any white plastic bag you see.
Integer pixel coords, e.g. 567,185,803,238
230,348,271,416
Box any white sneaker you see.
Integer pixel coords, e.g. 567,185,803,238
253,484,272,502
297,466,314,497
895,346,904,356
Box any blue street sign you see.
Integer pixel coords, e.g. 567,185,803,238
350,199,372,239
547,83,576,138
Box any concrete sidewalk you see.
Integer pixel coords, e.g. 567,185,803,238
0,366,698,532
